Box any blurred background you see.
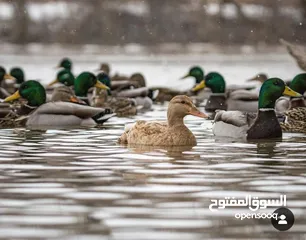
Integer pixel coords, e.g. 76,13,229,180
1,0,305,50
0,0,303,88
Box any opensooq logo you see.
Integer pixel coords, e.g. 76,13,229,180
209,195,286,212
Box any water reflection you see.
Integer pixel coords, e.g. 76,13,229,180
0,104,305,239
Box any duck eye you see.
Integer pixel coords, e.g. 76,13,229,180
273,81,279,86
181,100,186,104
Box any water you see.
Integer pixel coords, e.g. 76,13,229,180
0,54,306,239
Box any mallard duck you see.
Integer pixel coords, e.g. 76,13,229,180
57,57,72,71
48,69,75,87
4,80,114,129
280,107,306,133
118,95,207,146
212,78,301,139
192,72,227,112
280,39,306,72
92,72,137,117
193,72,267,113
74,72,110,105
10,67,25,92
275,73,306,115
0,66,15,98
97,63,129,81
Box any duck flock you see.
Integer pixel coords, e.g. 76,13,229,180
1,39,306,146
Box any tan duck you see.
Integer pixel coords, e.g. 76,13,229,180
118,95,207,146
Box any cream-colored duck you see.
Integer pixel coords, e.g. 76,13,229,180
118,95,207,146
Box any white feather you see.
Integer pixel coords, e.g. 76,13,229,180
213,121,248,138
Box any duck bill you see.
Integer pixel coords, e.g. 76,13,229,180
192,80,206,92
188,107,208,118
4,90,21,102
48,79,59,86
69,96,82,104
4,74,16,80
95,81,110,90
246,76,258,82
283,86,302,97
180,73,190,80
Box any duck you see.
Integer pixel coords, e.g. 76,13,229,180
280,107,306,133
192,72,227,112
192,71,267,113
92,72,137,117
74,72,110,105
10,67,25,92
4,80,115,129
57,57,72,71
118,95,207,146
48,69,75,88
94,72,153,112
145,67,203,104
97,62,129,81
275,73,306,115
0,66,16,99
212,78,302,139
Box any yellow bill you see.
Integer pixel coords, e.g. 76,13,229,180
4,90,21,102
192,80,206,92
4,73,16,80
283,86,302,97
95,81,110,90
48,79,59,86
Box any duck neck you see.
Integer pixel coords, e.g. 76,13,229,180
167,110,185,127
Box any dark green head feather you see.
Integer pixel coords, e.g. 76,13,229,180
19,80,46,107
58,58,72,71
74,72,98,97
57,69,75,86
205,72,226,93
258,78,301,109
0,66,6,81
10,67,25,84
182,66,204,84
289,73,306,95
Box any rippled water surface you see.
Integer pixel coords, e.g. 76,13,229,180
1,54,306,239
0,104,306,240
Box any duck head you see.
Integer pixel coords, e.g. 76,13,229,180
181,66,204,84
98,63,110,75
289,73,306,95
4,80,46,107
48,69,75,87
258,78,301,109
96,72,111,95
74,72,109,97
247,73,268,83
10,67,25,85
130,73,146,87
192,72,226,93
167,95,207,126
57,58,72,71
0,66,15,82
